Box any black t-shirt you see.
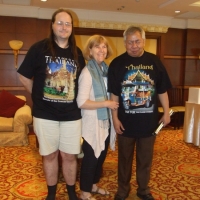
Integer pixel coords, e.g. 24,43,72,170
17,39,85,121
108,51,172,138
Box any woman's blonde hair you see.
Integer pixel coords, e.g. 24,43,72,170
83,35,113,61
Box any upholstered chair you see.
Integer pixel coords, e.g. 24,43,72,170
0,95,32,146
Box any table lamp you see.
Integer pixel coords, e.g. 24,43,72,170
9,40,23,69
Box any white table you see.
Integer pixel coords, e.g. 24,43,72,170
183,102,200,147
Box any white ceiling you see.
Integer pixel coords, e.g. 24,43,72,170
1,0,200,20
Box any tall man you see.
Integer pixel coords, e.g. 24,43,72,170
17,9,85,200
108,26,172,200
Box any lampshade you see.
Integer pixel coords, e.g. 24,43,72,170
9,40,23,50
8,40,23,69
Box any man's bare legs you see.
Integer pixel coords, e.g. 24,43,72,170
43,150,59,200
43,150,78,200
43,150,59,185
60,151,77,184
60,151,79,200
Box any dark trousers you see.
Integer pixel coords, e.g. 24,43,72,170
80,135,110,192
116,135,156,198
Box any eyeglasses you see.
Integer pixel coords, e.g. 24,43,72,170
56,21,72,27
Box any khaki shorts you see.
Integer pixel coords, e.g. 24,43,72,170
33,117,82,156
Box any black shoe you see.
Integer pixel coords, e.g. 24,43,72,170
114,194,126,200
137,193,155,200
45,196,55,200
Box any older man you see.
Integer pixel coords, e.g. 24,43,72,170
108,26,172,200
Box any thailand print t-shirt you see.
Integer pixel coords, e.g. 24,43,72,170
108,51,172,137
44,55,77,103
121,65,155,114
18,39,85,121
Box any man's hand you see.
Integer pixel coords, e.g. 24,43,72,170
113,117,125,134
159,112,171,127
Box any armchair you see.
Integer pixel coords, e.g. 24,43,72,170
0,95,32,146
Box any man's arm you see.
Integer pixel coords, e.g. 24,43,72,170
18,74,33,94
110,93,125,134
158,92,171,126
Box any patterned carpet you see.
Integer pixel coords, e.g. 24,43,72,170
1,128,200,200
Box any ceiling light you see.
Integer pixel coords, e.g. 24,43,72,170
175,10,180,13
41,0,47,2
190,1,200,7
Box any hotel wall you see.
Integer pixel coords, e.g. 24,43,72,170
0,16,200,107
75,35,157,65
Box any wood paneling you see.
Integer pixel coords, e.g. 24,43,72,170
0,54,14,69
16,33,37,50
0,33,16,49
0,16,15,33
163,59,185,86
36,19,51,41
186,29,200,43
164,55,199,59
74,27,124,37
0,16,200,107
15,18,37,34
184,29,200,86
162,28,187,56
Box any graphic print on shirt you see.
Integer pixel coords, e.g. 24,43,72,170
121,67,155,114
43,56,77,103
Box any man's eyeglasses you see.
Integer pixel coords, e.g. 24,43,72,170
56,21,72,27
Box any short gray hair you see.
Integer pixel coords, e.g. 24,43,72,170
123,26,146,41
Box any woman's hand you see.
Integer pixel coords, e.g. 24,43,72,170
105,100,119,110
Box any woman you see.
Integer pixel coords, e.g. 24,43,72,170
77,35,119,200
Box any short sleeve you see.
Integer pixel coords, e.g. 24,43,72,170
77,67,92,107
17,43,37,79
155,59,172,94
108,60,121,96
77,47,86,70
